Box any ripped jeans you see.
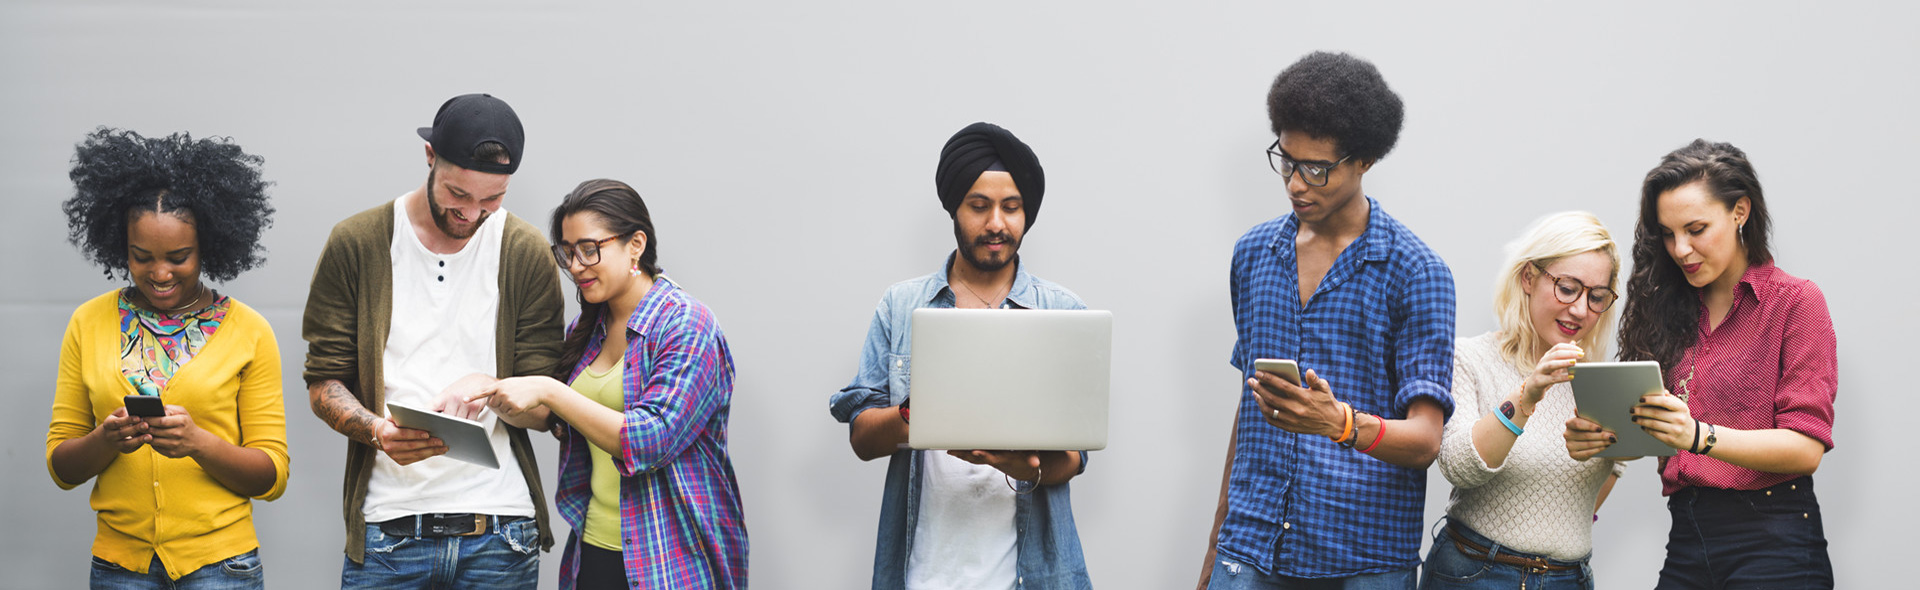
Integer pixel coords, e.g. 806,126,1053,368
340,516,539,590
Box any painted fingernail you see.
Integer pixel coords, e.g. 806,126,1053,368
1607,434,1617,443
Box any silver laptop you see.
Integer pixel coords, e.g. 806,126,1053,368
907,308,1111,451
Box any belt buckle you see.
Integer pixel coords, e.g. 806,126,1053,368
457,515,488,537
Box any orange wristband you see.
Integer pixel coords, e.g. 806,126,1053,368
1330,402,1355,444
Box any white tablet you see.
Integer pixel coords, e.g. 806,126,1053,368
386,400,501,469
1569,361,1679,458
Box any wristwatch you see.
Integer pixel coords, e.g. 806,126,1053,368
1698,423,1717,455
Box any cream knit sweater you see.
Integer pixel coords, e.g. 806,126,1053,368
1438,332,1625,560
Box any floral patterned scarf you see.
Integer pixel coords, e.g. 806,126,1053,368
118,290,230,397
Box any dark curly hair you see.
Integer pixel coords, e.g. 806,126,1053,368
62,128,274,283
1267,51,1404,163
550,179,660,380
1618,139,1773,370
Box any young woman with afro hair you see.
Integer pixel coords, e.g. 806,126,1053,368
45,127,289,589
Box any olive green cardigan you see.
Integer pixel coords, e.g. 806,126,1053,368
301,199,564,563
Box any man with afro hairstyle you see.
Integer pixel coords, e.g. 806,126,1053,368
1199,52,1457,589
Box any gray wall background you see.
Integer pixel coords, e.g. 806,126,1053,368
3,1,1913,587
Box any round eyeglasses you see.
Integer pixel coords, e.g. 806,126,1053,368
1267,140,1351,188
1535,264,1617,313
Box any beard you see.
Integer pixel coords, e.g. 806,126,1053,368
425,168,491,240
953,221,1021,273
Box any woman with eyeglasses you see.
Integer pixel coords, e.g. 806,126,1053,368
1423,212,1622,589
1565,140,1834,588
465,179,747,589
46,128,287,589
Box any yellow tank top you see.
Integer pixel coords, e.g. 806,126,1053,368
569,360,626,551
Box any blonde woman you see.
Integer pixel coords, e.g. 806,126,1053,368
1424,212,1623,590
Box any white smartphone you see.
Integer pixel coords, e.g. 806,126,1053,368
1252,358,1302,386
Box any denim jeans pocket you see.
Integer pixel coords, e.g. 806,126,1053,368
365,525,412,554
1742,483,1818,518
498,518,540,555
220,550,263,579
1422,540,1494,584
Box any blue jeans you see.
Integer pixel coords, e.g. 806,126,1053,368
1419,519,1591,590
341,516,540,590
90,549,263,590
1208,559,1416,590
1656,477,1831,589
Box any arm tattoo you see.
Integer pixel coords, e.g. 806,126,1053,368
312,380,379,447
1500,400,1516,419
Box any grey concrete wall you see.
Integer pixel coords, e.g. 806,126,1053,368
1,1,1912,587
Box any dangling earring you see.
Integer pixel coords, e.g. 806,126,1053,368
631,257,643,277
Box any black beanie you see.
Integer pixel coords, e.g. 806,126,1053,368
935,122,1044,229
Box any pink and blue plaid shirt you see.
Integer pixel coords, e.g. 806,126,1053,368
554,276,748,589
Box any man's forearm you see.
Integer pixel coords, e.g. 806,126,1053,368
310,379,379,446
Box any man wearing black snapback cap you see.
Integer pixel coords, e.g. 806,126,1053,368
302,93,563,589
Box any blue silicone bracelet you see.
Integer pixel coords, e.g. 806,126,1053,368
1495,406,1524,436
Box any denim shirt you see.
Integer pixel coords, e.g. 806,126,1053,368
828,254,1093,590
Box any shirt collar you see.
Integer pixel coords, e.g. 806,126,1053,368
1735,260,1777,304
1270,196,1393,262
623,275,678,336
928,251,1038,309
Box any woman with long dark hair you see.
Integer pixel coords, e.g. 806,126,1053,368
1564,140,1835,587
47,128,287,588
469,179,747,589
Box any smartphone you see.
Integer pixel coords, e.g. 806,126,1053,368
1252,358,1302,386
123,395,165,418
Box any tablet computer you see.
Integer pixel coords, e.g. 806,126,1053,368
1569,361,1678,458
386,400,501,469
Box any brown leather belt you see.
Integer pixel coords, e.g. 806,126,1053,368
1446,524,1582,573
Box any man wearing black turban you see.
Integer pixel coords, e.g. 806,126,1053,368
828,123,1094,589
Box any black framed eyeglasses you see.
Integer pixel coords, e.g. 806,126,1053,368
551,235,625,269
1267,140,1351,187
1534,264,1617,313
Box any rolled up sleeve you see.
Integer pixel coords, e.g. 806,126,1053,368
829,298,897,425
1774,283,1837,450
1393,263,1457,419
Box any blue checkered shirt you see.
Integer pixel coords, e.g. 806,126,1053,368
1218,197,1456,577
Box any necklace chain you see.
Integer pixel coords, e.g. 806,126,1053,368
953,277,1008,309
137,283,208,314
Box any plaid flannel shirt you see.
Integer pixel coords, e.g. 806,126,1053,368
554,277,748,589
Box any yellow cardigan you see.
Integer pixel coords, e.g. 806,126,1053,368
45,290,290,579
